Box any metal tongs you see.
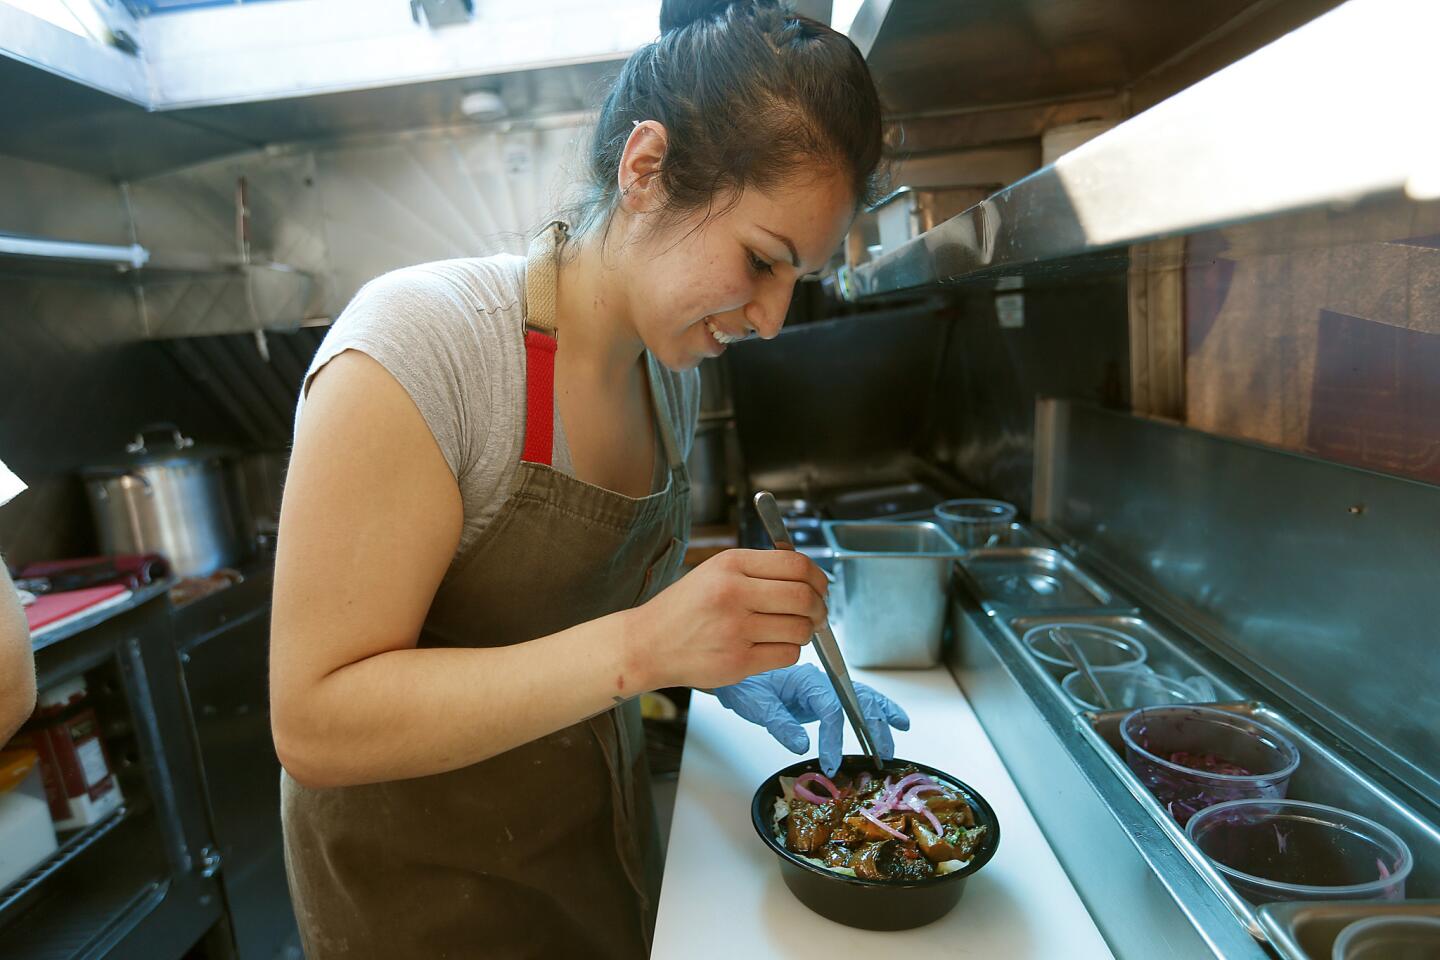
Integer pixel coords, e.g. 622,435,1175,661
753,491,885,771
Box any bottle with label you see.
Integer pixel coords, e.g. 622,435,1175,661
10,676,123,831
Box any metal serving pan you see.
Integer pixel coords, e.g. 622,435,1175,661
1257,899,1440,960
824,482,945,520
957,547,1119,612
821,520,963,668
1079,700,1440,940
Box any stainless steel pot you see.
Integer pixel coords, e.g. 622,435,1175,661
81,424,251,577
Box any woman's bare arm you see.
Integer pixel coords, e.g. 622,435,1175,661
0,563,36,741
270,350,823,789
270,351,647,787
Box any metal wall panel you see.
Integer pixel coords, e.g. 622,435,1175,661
1035,399,1440,802
0,115,583,561
726,303,951,486
125,120,581,321
926,269,1130,513
0,153,132,245
311,123,579,315
0,274,241,563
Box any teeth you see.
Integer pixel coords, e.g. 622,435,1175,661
705,319,745,344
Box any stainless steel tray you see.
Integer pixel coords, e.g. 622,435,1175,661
1079,700,1440,940
958,546,1119,611
1257,899,1440,960
987,521,1051,549
825,481,945,520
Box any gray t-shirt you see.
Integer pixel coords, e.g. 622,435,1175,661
297,255,700,561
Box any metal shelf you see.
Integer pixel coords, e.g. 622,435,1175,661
0,234,149,270
0,806,132,920
0,233,318,335
847,0,1440,298
0,803,172,960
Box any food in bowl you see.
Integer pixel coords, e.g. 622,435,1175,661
771,765,988,881
752,756,1001,931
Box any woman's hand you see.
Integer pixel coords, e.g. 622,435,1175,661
628,548,828,690
713,664,910,776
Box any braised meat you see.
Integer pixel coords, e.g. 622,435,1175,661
853,839,935,881
785,798,836,852
776,766,986,882
914,814,986,862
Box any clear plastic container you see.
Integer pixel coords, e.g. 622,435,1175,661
1120,705,1300,826
1061,667,1205,713
1331,915,1440,960
1023,623,1147,678
933,499,1017,548
1186,799,1412,904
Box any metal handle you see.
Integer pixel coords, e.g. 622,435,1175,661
126,422,194,455
1052,627,1115,710
753,491,794,550
753,491,884,771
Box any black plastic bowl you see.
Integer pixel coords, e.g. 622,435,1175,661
750,755,1001,931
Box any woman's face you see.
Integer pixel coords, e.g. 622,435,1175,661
624,172,855,370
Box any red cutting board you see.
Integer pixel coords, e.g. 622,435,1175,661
25,585,129,631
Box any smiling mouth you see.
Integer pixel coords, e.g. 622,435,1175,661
705,318,746,345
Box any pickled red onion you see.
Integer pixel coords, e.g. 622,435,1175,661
907,797,943,834
901,784,942,805
793,772,842,805
892,773,935,795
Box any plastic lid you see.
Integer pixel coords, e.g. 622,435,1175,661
79,423,233,475
0,748,39,792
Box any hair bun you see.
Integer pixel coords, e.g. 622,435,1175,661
660,0,760,34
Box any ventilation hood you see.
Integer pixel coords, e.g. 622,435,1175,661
0,0,657,178
848,0,1337,116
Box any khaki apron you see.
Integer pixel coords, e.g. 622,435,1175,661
282,222,689,959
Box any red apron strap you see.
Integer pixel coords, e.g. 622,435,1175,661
521,329,558,465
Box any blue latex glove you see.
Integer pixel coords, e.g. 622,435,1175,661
713,664,910,776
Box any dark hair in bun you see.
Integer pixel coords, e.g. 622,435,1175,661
659,0,735,34
571,0,886,235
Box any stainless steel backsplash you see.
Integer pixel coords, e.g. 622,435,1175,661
1036,399,1440,805
0,274,245,564
927,271,1130,513
725,301,952,486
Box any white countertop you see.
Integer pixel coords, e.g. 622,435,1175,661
651,652,1115,958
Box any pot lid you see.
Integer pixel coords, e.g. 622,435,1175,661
82,423,235,475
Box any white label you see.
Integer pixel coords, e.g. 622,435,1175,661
997,293,1025,328
77,738,110,788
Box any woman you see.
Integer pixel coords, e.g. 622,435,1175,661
271,1,905,956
